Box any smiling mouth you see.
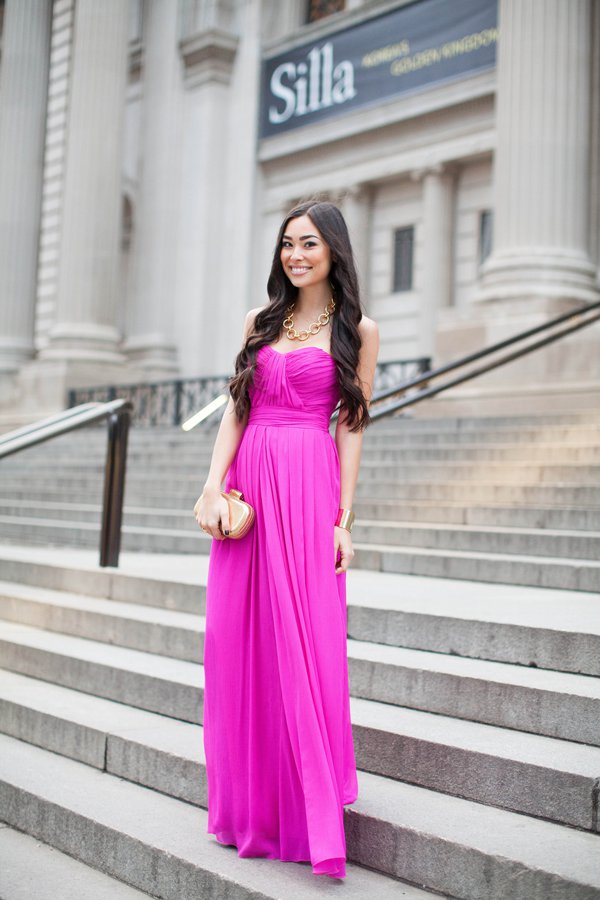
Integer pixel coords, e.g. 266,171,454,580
290,266,311,275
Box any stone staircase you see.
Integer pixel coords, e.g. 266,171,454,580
0,409,599,897
0,411,599,590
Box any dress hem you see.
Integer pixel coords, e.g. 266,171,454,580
209,831,347,879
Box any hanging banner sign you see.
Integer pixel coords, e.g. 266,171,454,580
259,0,497,138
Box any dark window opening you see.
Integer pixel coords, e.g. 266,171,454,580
479,209,493,264
393,226,414,292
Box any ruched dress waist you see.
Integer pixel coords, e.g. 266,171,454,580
247,404,331,433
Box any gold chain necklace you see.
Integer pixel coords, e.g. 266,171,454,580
283,297,335,342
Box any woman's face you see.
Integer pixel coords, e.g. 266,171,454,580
280,214,332,290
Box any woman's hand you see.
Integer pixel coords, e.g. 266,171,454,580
334,525,354,574
194,486,231,540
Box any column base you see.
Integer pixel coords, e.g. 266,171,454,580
121,333,179,376
38,322,127,365
414,378,600,418
477,248,599,304
0,337,36,374
0,357,141,429
434,293,600,411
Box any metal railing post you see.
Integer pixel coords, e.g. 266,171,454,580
100,406,131,567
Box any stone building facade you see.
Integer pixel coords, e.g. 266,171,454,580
0,0,598,424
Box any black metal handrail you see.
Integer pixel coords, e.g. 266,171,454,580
0,400,133,567
67,357,431,428
366,300,600,420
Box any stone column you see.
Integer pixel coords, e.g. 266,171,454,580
418,165,455,357
0,0,52,372
341,184,372,308
175,3,241,376
591,0,600,276
479,0,598,305
40,0,129,364
122,0,180,373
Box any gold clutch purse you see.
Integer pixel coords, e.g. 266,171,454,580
219,488,255,539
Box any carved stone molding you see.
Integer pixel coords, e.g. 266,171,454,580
410,162,458,183
179,28,239,87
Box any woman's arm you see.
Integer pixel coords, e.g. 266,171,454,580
194,306,263,538
333,316,380,572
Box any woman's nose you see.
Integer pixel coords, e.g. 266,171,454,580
290,245,304,261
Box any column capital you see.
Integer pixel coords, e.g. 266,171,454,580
410,162,457,183
179,28,239,87
341,182,373,203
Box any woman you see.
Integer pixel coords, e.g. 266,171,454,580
193,199,379,880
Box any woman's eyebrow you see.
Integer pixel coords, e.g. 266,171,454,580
282,233,320,240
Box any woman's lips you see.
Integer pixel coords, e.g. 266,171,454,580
290,266,311,275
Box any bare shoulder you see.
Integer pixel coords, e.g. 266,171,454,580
358,314,380,358
242,303,269,339
354,314,379,401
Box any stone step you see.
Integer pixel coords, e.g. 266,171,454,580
7,417,600,444
0,621,203,723
0,544,208,613
4,460,600,484
2,479,598,506
0,580,206,663
0,519,598,587
15,410,600,438
1,621,598,744
346,570,600,676
0,735,412,899
351,521,600,559
352,542,600,591
361,461,600,483
354,481,600,505
0,516,206,554
1,669,599,831
0,486,600,531
347,637,600,745
0,824,155,900
2,545,598,667
0,500,202,531
6,441,600,466
3,494,600,534
351,501,600,531
62,410,600,431
361,424,600,444
3,498,599,536
362,443,600,462
0,499,112,522
9,433,600,473
1,574,599,676
2,503,598,560
1,733,599,899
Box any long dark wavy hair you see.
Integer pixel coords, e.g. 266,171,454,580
228,200,372,433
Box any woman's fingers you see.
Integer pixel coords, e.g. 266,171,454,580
193,494,228,540
219,497,231,536
334,537,354,574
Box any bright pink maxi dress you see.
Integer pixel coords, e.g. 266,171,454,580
203,343,359,879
